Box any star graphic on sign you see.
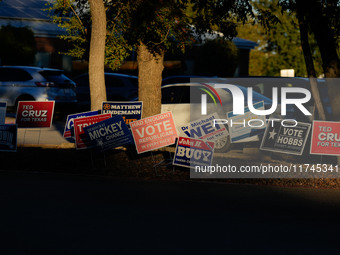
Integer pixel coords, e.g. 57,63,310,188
96,139,104,148
268,129,277,140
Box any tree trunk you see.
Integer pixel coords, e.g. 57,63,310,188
297,0,340,163
296,2,326,120
300,0,340,121
137,43,164,118
302,0,340,78
88,0,107,111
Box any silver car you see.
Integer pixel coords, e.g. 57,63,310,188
0,66,77,109
161,83,275,152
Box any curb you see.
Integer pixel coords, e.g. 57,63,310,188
18,143,75,149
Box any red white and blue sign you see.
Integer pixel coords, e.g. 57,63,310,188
180,112,229,144
16,101,55,128
63,110,101,138
83,115,134,152
310,121,340,156
0,124,17,152
173,137,215,168
102,101,142,125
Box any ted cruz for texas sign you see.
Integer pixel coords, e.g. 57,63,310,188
16,101,55,128
310,121,340,156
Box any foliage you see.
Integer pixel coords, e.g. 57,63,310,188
46,0,132,70
47,0,254,71
278,0,339,77
237,0,323,77
279,0,340,49
193,39,238,76
0,25,36,65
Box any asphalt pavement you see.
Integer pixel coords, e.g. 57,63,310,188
1,171,340,255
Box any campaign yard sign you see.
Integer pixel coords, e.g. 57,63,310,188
180,112,229,144
83,115,134,151
16,101,55,128
130,111,178,154
227,101,266,143
0,124,17,152
0,102,7,125
102,101,142,125
73,113,112,150
260,120,311,155
310,121,340,156
173,137,214,168
63,110,101,138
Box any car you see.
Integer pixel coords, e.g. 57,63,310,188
161,82,277,152
164,76,323,122
73,73,138,110
162,75,217,86
0,66,77,111
204,77,331,121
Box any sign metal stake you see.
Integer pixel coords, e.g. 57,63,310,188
37,128,42,145
23,128,27,145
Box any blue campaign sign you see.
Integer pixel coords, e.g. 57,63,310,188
180,112,229,143
83,115,134,151
0,102,7,125
173,137,214,168
0,124,17,152
63,110,101,138
102,101,142,125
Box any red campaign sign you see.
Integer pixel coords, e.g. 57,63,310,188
130,111,178,154
310,121,340,156
16,101,55,128
173,137,215,168
73,114,112,150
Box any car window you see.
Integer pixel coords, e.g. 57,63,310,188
0,68,32,81
128,77,138,87
162,86,184,104
254,83,264,94
74,75,89,87
162,85,194,104
105,76,125,87
189,85,226,104
40,71,72,83
162,77,191,85
180,86,190,103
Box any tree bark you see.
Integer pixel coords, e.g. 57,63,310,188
301,0,340,78
88,0,107,111
297,0,340,163
298,0,340,121
137,43,164,118
296,1,326,120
